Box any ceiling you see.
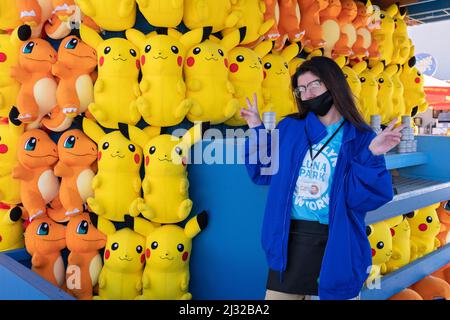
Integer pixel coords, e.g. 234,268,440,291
372,0,450,25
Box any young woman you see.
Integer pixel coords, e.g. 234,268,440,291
241,56,404,300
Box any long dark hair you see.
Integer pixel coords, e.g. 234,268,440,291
289,56,369,131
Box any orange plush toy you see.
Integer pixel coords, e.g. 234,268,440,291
276,0,304,50
42,36,97,132
55,129,97,217
351,0,374,62
333,0,357,58
11,37,57,130
437,201,450,246
24,214,67,287
432,263,450,284
388,288,423,300
410,276,450,300
263,0,280,41
319,0,341,57
66,212,107,300
16,0,53,38
13,129,59,221
299,0,329,51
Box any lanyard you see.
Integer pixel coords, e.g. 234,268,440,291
307,120,345,165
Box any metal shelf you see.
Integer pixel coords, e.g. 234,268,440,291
365,176,450,224
385,152,428,170
361,243,450,300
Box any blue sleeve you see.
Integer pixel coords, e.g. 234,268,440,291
244,123,276,186
345,132,394,213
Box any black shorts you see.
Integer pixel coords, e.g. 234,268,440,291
266,220,329,296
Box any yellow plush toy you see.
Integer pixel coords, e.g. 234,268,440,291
124,122,206,224
222,0,274,46
369,4,397,65
0,1,21,32
0,111,24,206
406,204,441,262
136,0,184,28
82,118,144,222
184,29,245,124
374,62,397,124
0,28,25,118
225,41,273,126
391,65,406,120
0,207,25,252
125,27,209,127
183,0,240,33
75,0,136,31
261,42,301,123
366,221,393,284
400,45,428,117
341,59,364,113
386,215,411,273
357,61,382,122
133,212,208,300
80,24,141,129
391,8,409,66
94,217,146,300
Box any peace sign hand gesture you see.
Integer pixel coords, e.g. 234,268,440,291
240,93,263,129
369,118,405,156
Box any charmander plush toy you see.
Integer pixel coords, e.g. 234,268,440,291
13,129,59,221
65,212,107,300
42,35,97,132
75,0,136,31
365,221,393,285
437,201,450,246
80,24,141,129
125,27,210,127
11,37,58,130
333,0,357,58
25,214,66,287
318,0,341,57
123,122,207,224
406,204,441,262
0,109,24,206
351,0,374,62
136,0,184,28
222,0,275,46
184,28,245,124
385,215,411,273
134,212,208,300
410,276,450,300
277,0,304,48
0,206,27,252
388,288,423,300
299,0,329,51
55,129,97,217
94,216,146,300
183,0,240,33
16,0,53,38
82,118,144,222
0,1,21,32
261,42,301,123
263,0,280,41
358,60,382,122
225,41,273,126
369,4,397,65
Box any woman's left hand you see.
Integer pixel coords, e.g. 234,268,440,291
369,118,405,156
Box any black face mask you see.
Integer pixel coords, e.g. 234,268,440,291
300,90,334,117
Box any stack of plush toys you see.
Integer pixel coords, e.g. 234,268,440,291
0,0,435,300
365,201,450,300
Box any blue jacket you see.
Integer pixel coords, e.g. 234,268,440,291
245,112,393,300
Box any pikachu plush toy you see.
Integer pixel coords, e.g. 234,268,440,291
75,0,136,31
80,24,141,129
136,0,184,28
94,217,146,300
82,118,144,222
125,27,210,127
357,61,382,122
134,212,208,300
369,4,397,65
261,42,301,124
124,122,207,224
184,28,245,124
366,220,393,284
226,41,273,126
407,204,441,262
386,215,411,273
0,1,21,32
374,62,397,124
0,206,26,252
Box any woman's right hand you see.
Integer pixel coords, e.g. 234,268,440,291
240,93,263,129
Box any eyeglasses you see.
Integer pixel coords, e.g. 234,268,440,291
293,79,324,99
